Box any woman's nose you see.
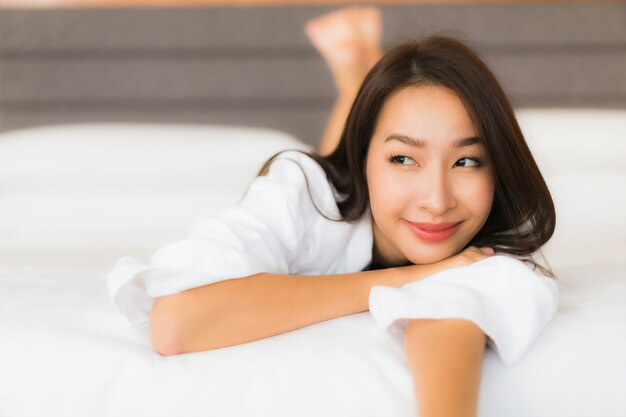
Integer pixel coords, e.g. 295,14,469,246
417,169,457,216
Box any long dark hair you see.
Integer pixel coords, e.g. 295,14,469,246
260,35,556,277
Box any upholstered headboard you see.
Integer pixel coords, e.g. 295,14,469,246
0,2,624,147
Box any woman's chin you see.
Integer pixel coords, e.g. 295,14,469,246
404,247,458,265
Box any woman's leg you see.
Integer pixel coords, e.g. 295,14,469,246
305,7,383,156
404,318,487,417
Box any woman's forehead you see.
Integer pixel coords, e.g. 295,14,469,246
372,86,477,146
377,86,473,129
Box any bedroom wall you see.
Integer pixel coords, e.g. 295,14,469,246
0,2,624,147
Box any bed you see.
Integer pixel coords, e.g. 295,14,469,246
0,108,624,417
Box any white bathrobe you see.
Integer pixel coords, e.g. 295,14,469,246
107,150,559,366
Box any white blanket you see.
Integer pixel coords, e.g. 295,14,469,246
0,254,622,417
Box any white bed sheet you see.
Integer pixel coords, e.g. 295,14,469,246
1,112,625,417
0,252,623,417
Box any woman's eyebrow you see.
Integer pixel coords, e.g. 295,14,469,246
456,136,480,147
384,134,480,148
385,134,423,147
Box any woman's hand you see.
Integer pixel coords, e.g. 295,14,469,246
442,246,495,269
388,246,495,287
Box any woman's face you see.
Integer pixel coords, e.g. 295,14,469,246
365,85,494,266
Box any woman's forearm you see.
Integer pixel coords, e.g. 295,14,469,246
403,318,486,417
150,247,491,356
150,260,453,356
151,270,380,355
151,268,389,355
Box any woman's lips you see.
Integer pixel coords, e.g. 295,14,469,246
404,220,463,242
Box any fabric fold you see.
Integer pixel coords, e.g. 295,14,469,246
107,257,155,324
368,255,559,366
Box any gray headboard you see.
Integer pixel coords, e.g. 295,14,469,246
1,2,625,147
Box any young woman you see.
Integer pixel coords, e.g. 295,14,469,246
107,8,558,417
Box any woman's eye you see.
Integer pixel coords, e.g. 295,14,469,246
389,155,416,166
455,157,481,168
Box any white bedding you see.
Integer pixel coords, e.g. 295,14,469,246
1,112,625,417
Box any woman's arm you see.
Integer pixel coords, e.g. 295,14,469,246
404,318,486,417
150,246,492,356
151,263,427,355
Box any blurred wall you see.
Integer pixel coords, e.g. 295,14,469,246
0,2,624,147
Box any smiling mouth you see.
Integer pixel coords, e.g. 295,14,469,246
403,220,463,242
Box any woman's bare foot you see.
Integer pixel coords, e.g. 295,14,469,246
356,7,384,68
305,7,383,95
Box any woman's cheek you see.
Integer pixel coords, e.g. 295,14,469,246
375,170,409,208
370,170,405,224
459,175,494,218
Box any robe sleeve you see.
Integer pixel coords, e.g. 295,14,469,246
107,152,322,324
368,255,559,366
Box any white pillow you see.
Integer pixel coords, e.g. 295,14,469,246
515,109,626,271
0,123,311,249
